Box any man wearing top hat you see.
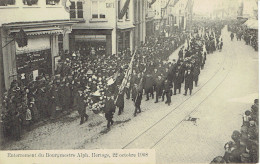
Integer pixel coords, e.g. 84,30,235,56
184,69,194,96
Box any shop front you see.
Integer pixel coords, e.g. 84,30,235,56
70,28,113,55
74,35,106,56
117,24,134,53
15,35,52,82
1,20,75,90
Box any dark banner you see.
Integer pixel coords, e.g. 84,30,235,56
16,49,51,74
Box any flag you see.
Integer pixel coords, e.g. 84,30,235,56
118,0,130,19
106,70,120,86
15,28,28,47
114,50,137,103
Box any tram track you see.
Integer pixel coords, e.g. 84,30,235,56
122,34,234,149
151,49,236,148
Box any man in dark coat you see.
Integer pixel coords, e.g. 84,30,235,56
116,90,124,115
62,81,71,111
11,111,22,141
144,73,154,101
104,94,116,128
74,91,88,125
154,75,164,103
178,47,184,59
132,84,142,116
184,69,193,96
173,71,182,95
193,65,200,87
162,79,171,106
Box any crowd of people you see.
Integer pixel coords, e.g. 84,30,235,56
228,22,258,51
211,99,259,163
1,20,225,141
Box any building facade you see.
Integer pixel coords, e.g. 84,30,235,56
145,1,156,37
69,0,146,55
152,0,168,35
170,0,193,32
0,0,76,94
133,0,147,48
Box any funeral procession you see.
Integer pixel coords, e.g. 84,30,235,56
0,0,259,163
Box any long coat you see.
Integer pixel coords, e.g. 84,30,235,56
144,75,154,91
193,66,200,82
63,85,71,107
116,92,124,108
104,99,116,114
174,72,182,89
185,72,193,90
74,93,86,115
155,78,164,95
163,80,171,92
134,92,142,107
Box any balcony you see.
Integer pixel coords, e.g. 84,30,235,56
146,8,155,18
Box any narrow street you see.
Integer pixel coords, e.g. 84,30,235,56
2,26,258,163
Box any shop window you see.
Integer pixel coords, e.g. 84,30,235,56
91,0,106,19
0,0,15,6
23,0,38,6
46,0,60,5
70,0,84,19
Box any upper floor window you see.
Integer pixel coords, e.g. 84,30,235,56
91,0,106,19
46,0,60,5
70,0,83,19
23,0,38,6
0,0,15,6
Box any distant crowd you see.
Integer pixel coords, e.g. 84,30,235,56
211,99,259,163
228,23,258,51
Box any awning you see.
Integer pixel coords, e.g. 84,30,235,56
9,27,63,36
117,24,135,30
244,19,258,30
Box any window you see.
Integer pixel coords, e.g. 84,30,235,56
23,0,38,6
0,0,15,6
46,0,60,5
91,0,106,19
70,1,83,19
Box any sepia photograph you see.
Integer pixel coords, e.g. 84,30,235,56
0,0,259,163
